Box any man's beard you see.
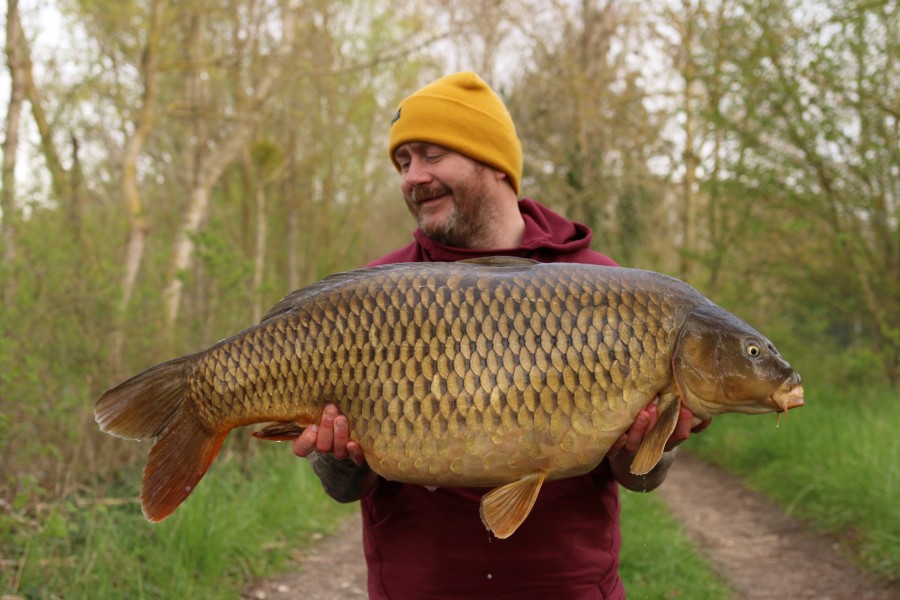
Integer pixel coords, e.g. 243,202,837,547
414,175,495,249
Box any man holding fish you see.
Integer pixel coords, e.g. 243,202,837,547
294,72,711,600
96,71,803,598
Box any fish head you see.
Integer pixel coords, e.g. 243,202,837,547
674,304,804,419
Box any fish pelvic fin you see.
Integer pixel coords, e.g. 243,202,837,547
630,392,681,475
479,472,546,539
94,354,224,522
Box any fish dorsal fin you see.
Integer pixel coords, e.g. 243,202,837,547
252,421,306,441
458,256,539,266
630,392,681,475
262,259,537,323
479,472,546,539
259,263,420,323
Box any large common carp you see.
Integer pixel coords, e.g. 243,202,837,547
95,258,804,538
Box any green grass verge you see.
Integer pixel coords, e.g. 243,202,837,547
685,383,899,582
619,489,733,599
2,442,355,599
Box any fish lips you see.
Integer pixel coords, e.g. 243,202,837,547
770,373,805,413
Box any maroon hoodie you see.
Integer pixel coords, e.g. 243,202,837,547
369,198,618,267
360,199,626,600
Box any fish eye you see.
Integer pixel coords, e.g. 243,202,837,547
747,344,761,357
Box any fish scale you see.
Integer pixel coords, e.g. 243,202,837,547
192,263,681,486
95,258,804,538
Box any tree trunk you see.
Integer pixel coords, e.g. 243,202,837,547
161,4,298,329
252,163,267,323
2,0,25,273
678,0,700,283
286,147,300,291
12,4,68,202
110,0,166,370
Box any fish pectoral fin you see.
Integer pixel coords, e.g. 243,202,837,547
479,473,546,539
252,421,306,441
630,393,681,475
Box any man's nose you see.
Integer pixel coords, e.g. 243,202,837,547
403,157,432,187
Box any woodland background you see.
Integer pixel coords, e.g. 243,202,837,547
0,0,897,594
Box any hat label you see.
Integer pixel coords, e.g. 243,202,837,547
391,108,401,126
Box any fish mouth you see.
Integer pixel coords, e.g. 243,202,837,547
771,379,805,413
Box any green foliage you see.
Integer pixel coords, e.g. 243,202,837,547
620,491,733,599
686,383,900,582
0,206,121,501
2,444,354,599
507,5,668,270
689,0,900,385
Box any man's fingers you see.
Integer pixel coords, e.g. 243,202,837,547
315,406,337,453
293,425,318,457
346,441,365,465
664,408,693,451
607,434,627,457
624,410,652,453
675,408,694,439
292,404,364,463
332,415,350,460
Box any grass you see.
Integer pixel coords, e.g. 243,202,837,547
685,383,900,582
619,490,733,599
619,489,732,600
2,441,354,599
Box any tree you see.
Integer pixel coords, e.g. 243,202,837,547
2,0,25,273
160,0,300,329
692,0,899,383
507,1,669,267
110,0,166,370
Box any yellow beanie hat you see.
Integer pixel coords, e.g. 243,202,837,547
389,72,523,195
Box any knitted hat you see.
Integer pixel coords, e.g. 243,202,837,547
389,72,523,194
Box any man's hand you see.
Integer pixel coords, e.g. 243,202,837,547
607,402,711,492
293,404,378,503
608,403,711,458
293,404,366,465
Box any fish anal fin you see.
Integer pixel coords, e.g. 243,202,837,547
252,421,306,441
141,409,227,523
630,393,681,475
479,472,546,539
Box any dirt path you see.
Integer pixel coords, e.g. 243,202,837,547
241,515,368,600
656,453,898,600
242,454,898,599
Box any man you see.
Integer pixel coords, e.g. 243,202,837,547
294,72,708,599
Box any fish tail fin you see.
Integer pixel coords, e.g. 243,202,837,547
142,411,227,522
95,355,199,440
94,354,226,521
